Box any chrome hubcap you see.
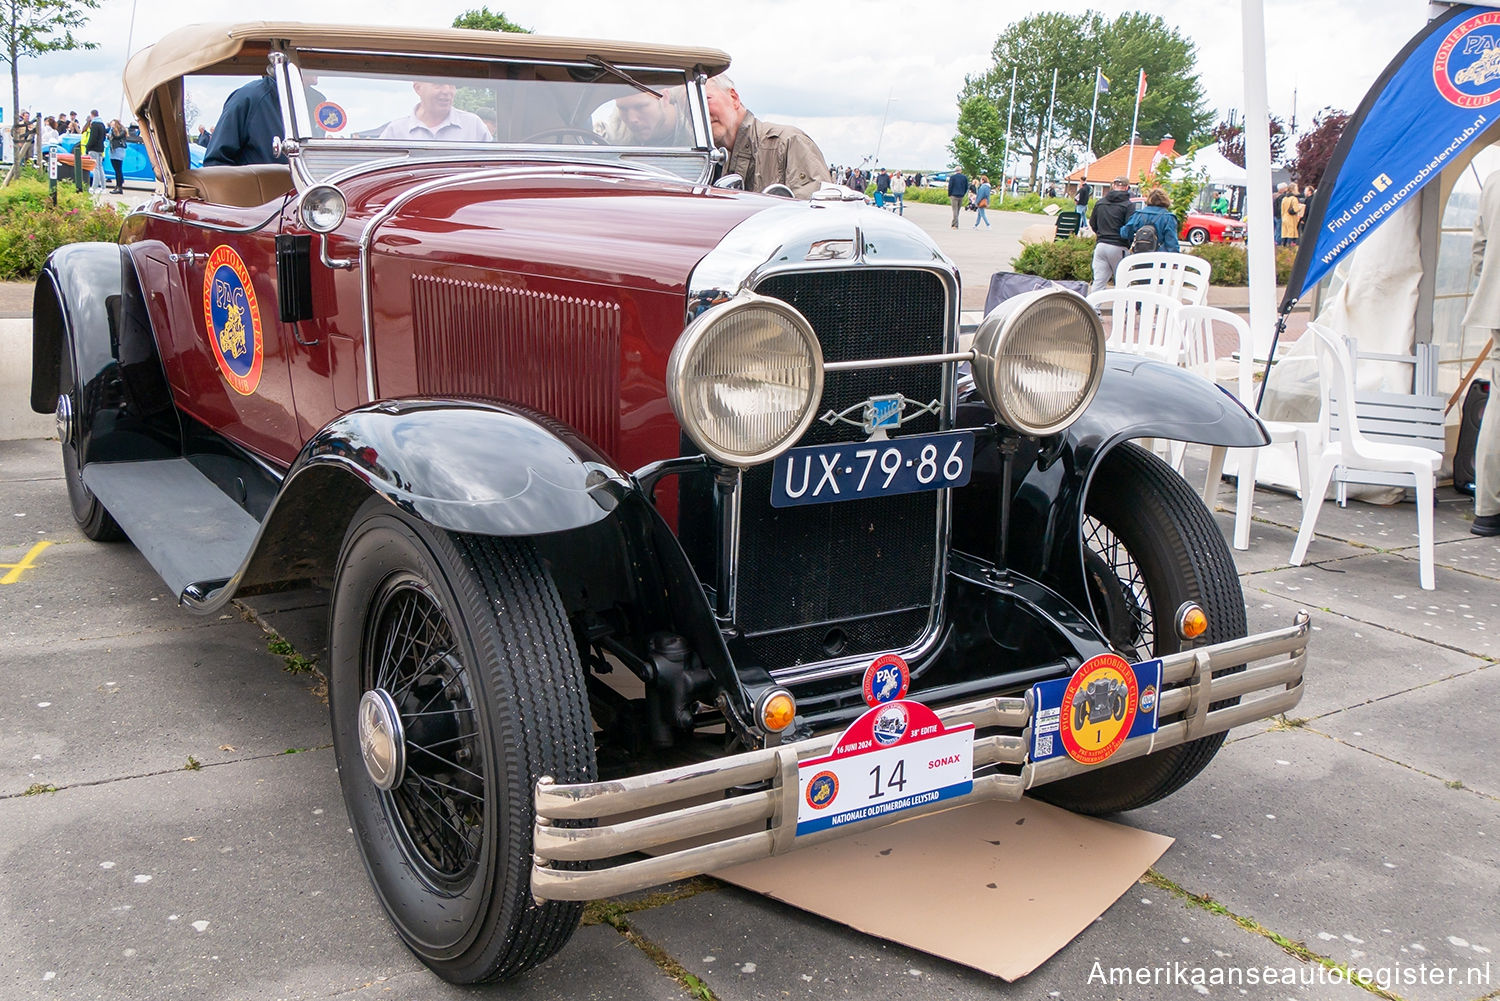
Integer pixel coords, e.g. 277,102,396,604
55,394,72,446
358,688,406,791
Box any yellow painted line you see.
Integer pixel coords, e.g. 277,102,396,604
0,540,53,584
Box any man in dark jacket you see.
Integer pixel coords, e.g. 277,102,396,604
947,169,969,228
1088,176,1134,292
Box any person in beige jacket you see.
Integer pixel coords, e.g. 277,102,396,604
1465,169,1500,536
705,75,831,199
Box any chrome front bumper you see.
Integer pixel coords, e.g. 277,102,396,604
531,611,1310,902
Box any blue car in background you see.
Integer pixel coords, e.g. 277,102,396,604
44,132,205,186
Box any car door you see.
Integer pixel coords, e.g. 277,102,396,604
172,194,304,466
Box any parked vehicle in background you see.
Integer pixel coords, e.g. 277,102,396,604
43,132,205,187
31,20,1310,987
1181,210,1246,245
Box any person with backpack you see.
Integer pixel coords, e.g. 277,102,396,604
1121,186,1181,256
1088,176,1134,292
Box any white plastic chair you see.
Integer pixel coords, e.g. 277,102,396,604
1085,289,1184,363
1289,324,1441,590
1114,252,1212,306
1177,305,1317,551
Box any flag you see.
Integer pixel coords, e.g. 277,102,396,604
1096,70,1111,94
1137,70,1148,101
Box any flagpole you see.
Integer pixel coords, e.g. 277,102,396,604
1125,69,1145,182
1086,66,1101,163
1001,66,1016,195
1041,66,1058,193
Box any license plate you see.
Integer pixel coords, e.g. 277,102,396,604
796,700,974,836
1030,653,1163,766
770,430,974,508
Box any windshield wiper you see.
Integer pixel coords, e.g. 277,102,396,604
585,55,662,98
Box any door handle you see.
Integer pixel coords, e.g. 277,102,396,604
168,250,204,265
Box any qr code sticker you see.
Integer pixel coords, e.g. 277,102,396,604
1036,733,1053,758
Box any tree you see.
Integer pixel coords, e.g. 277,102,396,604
1289,107,1350,188
957,10,1213,189
1211,113,1287,167
950,94,1004,181
452,7,530,32
0,0,99,136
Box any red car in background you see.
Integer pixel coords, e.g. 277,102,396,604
1181,210,1247,245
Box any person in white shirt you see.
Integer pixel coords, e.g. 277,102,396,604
379,80,492,142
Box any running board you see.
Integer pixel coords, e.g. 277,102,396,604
81,459,258,602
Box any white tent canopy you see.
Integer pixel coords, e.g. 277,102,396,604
1178,147,1248,188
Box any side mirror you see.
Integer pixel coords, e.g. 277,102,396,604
761,183,794,199
713,172,744,190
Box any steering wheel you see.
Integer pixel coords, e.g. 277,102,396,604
522,128,609,145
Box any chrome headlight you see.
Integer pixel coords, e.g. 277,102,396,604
971,289,1106,436
298,184,346,233
667,294,824,466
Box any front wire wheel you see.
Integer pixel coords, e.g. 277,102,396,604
329,499,595,984
1034,442,1247,816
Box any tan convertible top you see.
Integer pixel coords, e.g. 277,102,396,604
123,21,732,119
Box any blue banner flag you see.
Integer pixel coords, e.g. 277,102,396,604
1283,4,1500,309
1096,70,1111,94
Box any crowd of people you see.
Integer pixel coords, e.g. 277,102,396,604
1274,181,1317,247
9,107,141,192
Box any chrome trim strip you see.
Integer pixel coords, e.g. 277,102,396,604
135,206,284,234
824,351,975,372
530,612,1310,900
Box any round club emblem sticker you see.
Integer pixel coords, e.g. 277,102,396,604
871,702,910,746
201,245,264,396
862,654,910,707
1059,652,1139,766
1140,684,1158,716
314,101,347,132
805,770,839,811
1435,11,1500,108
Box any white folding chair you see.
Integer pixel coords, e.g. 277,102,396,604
1177,305,1317,551
1114,252,1212,306
1085,289,1184,363
1289,324,1441,590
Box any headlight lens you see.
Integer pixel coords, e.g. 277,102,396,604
972,289,1105,436
667,294,824,466
298,184,347,233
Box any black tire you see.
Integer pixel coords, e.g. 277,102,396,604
1187,227,1210,246
58,335,123,541
328,499,596,984
1034,442,1246,816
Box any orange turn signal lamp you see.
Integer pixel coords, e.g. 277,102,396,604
758,689,797,733
1175,603,1209,641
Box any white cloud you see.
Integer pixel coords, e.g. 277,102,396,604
12,0,1432,169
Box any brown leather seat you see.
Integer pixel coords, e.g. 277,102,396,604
174,164,293,208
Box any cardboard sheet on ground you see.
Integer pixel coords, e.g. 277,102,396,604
711,797,1172,981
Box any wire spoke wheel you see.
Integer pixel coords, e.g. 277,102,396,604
329,499,595,984
365,575,486,889
1035,443,1247,816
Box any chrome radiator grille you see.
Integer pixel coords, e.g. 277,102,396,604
735,269,948,670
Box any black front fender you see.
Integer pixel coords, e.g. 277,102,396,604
963,354,1265,590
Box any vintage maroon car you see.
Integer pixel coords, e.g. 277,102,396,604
31,22,1309,985
1181,209,1247,245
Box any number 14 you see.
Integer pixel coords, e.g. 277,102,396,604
868,760,907,799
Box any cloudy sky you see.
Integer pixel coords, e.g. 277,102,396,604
19,0,1438,169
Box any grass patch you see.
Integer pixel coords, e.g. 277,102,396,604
1267,714,1309,731
1142,871,1401,1000
585,880,720,1000
184,755,202,771
266,636,317,675
22,782,58,796
1446,779,1465,790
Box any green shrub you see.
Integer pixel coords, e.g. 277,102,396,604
0,179,122,280
1012,236,1097,283
1184,242,1299,287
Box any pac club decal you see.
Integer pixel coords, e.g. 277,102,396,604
805,771,839,811
1058,653,1139,765
1435,11,1500,109
862,654,910,706
201,245,264,396
314,101,348,132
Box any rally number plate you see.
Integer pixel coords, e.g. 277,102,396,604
796,700,974,836
770,430,974,508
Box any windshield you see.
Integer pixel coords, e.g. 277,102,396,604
288,51,703,151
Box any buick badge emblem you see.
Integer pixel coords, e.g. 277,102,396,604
820,394,941,437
